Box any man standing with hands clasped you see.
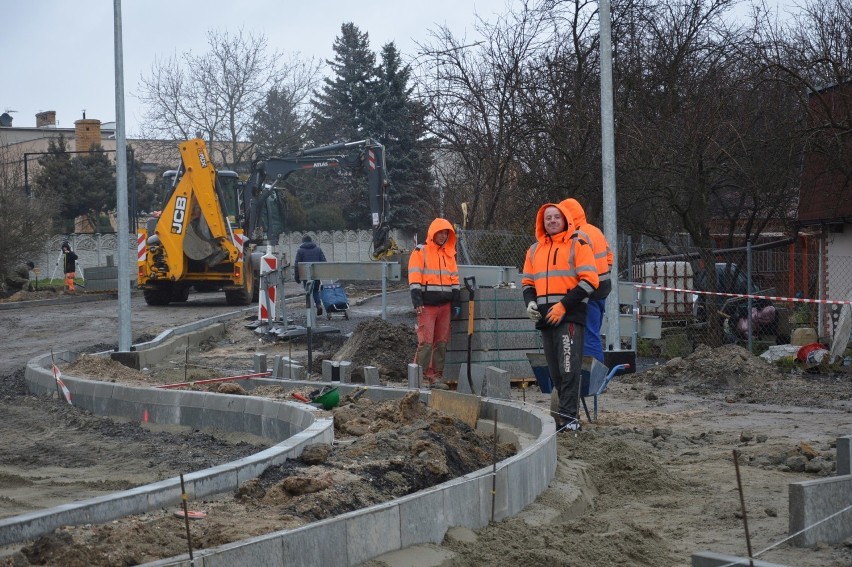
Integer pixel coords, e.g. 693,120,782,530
522,202,598,431
408,218,461,389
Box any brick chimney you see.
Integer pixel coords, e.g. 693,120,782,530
75,118,102,152
36,111,56,128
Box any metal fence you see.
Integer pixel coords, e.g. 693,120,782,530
456,229,852,358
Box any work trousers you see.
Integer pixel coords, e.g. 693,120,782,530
414,303,451,380
584,298,606,362
304,281,321,312
65,272,76,292
541,320,585,424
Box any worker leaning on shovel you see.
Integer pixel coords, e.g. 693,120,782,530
522,202,598,432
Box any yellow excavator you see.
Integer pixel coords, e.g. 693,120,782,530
137,137,400,306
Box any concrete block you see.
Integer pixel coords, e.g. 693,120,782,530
837,435,851,476
691,551,789,567
201,531,288,567
282,520,349,567
448,319,540,351
280,362,305,381
789,475,852,545
457,289,528,319
322,359,335,382
445,358,535,381
439,478,483,530
484,366,511,399
339,361,352,384
408,363,422,389
253,353,267,374
271,356,283,378
398,487,448,546
346,505,402,566
455,363,486,395
363,366,380,386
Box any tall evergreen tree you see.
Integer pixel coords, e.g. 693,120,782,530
308,23,380,229
371,43,436,232
250,87,308,157
310,22,378,144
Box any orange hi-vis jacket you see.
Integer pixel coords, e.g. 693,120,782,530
408,218,461,308
560,198,613,300
522,202,599,326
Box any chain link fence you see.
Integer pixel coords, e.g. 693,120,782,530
457,229,852,359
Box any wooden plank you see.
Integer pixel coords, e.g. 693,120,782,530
428,389,481,428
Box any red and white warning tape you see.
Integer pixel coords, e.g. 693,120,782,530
632,283,852,306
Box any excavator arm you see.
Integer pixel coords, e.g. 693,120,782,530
153,139,240,279
244,138,399,259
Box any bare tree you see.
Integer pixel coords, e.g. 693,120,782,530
753,0,852,202
137,28,321,168
416,3,550,231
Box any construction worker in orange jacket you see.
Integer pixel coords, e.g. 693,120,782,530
560,198,613,363
408,218,461,387
522,202,599,431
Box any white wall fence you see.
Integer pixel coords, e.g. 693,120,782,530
34,230,415,279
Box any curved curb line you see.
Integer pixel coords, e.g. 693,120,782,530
9,314,556,567
4,351,331,546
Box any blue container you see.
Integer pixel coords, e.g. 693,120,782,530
526,353,552,393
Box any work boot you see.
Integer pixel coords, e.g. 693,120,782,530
316,306,323,316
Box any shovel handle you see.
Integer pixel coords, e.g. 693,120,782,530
464,276,476,336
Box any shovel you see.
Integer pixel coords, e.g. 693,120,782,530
463,276,477,394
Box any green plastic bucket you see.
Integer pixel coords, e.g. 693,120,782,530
311,387,340,410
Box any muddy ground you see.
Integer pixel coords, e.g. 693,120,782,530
1,290,851,566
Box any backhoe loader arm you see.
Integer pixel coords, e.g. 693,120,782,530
244,138,398,259
155,139,239,279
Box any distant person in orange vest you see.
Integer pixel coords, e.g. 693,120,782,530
408,218,461,389
560,199,613,363
522,202,598,431
61,242,79,292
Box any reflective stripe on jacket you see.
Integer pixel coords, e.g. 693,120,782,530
521,202,599,326
408,218,461,307
560,198,613,300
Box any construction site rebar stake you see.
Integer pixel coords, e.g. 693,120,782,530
179,474,194,565
732,449,755,567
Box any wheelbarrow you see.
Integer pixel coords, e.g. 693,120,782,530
526,352,631,422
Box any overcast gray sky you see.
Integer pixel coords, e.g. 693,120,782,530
3,0,792,135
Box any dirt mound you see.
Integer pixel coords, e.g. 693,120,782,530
18,391,516,566
332,318,417,381
628,344,785,395
65,354,151,385
0,289,62,303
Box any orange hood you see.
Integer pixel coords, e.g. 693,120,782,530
425,218,457,254
534,202,574,242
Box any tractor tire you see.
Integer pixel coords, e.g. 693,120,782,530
171,285,190,303
225,264,254,306
143,287,172,306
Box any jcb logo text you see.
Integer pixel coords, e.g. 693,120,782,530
171,197,187,234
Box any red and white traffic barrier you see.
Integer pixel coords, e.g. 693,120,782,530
258,246,277,322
